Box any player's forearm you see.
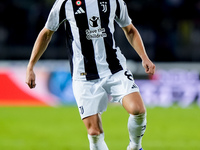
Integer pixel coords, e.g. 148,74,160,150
27,28,53,70
123,24,149,61
131,29,149,60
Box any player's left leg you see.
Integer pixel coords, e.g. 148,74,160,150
122,92,147,150
107,70,146,150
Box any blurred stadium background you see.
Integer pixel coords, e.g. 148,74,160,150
0,0,200,149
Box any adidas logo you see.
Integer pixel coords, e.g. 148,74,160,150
75,7,85,14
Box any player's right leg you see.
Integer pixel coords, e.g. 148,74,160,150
83,114,109,150
72,79,109,150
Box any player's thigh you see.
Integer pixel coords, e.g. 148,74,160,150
73,79,109,119
122,92,146,115
108,70,139,103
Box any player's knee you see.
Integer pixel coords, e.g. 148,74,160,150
87,127,101,135
128,103,146,115
83,114,103,135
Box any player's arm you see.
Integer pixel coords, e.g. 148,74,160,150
122,24,155,75
26,27,54,89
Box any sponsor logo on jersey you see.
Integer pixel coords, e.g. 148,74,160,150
75,7,85,14
89,16,100,28
85,16,107,40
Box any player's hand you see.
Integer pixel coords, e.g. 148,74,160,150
142,58,156,75
26,68,36,89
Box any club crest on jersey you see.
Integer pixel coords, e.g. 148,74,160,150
100,2,107,13
76,0,82,6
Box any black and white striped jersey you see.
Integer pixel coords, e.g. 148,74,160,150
45,0,132,80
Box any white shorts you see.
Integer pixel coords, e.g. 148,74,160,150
72,70,140,119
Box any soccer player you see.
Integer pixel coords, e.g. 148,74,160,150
26,0,155,150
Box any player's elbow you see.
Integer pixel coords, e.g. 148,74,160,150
123,24,136,36
40,28,54,43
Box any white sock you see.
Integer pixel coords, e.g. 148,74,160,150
88,133,109,150
128,113,147,150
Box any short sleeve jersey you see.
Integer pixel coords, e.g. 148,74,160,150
45,0,132,81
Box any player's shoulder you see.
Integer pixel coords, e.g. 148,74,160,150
51,0,68,10
53,0,68,6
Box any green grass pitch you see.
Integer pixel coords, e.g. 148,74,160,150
0,104,200,150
